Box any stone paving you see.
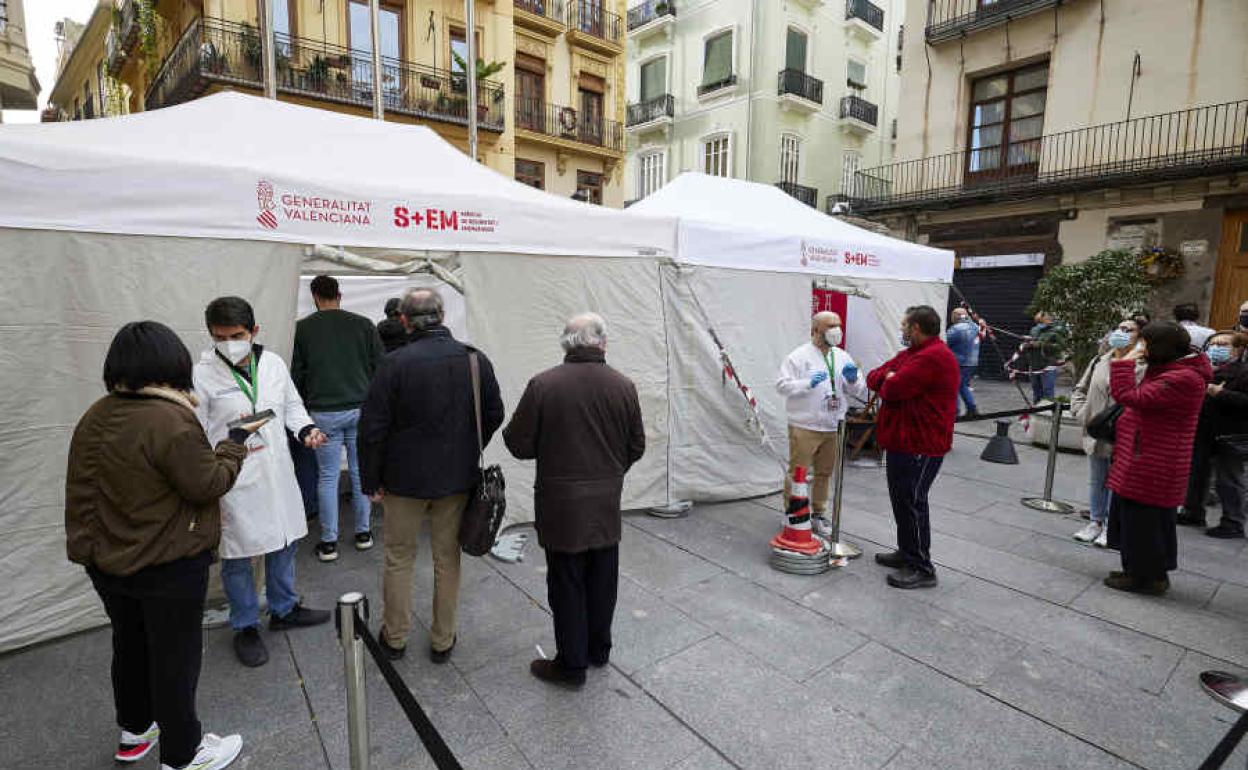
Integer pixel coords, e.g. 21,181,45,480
3,419,1247,770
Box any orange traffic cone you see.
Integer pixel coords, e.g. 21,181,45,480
771,466,823,555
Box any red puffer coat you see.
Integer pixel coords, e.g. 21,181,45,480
1107,354,1213,507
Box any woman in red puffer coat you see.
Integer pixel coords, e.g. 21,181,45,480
1105,321,1213,595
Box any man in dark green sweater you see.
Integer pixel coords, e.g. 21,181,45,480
292,275,385,562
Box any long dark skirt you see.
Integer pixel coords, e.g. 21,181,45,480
1107,494,1178,580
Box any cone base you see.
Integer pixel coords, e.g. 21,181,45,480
770,531,823,555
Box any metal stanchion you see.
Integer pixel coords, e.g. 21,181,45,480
1197,671,1248,769
337,592,371,770
1021,403,1074,513
827,418,862,559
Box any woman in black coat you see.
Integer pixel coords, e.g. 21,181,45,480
1182,331,1248,539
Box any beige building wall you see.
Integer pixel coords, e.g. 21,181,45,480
0,0,41,114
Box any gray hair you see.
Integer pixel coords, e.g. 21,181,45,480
399,287,444,324
561,312,608,352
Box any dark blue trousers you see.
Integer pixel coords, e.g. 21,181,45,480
886,451,944,576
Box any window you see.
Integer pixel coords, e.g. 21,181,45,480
780,135,801,185
847,59,867,90
516,159,545,190
578,73,605,145
82,82,94,119
450,27,468,73
703,134,731,177
967,62,1048,177
97,62,107,116
841,152,861,196
785,28,808,73
896,24,904,72
638,151,665,198
702,30,733,89
516,53,545,131
350,1,402,101
577,170,604,205
639,57,666,103
0,0,7,32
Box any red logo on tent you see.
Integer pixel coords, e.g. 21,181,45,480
257,210,278,230
256,180,278,230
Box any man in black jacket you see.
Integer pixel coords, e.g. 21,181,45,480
359,288,504,662
504,312,645,688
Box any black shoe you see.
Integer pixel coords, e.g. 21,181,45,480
1104,572,1169,595
378,632,405,661
1176,511,1207,527
874,551,906,569
530,658,586,688
233,626,268,668
354,531,374,551
315,541,339,562
430,636,456,664
269,602,331,630
589,651,610,668
965,409,980,420
886,568,938,589
1206,523,1246,539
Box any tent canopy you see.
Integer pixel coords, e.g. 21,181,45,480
0,92,675,258
630,173,953,283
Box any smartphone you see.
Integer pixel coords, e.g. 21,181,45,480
227,409,276,430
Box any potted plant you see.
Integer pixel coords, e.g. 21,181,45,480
450,52,507,120
306,54,330,91
240,21,263,73
654,1,671,15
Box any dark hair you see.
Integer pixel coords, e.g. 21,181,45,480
1173,303,1200,323
310,275,340,301
1142,320,1191,365
384,297,401,318
905,305,942,337
205,296,256,330
103,321,194,392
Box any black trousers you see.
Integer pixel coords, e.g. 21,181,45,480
1184,421,1215,519
88,553,210,768
886,451,944,576
545,545,619,672
1107,495,1178,581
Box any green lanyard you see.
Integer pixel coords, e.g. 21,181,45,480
228,355,259,411
824,349,838,382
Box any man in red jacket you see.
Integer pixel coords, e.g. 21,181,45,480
866,305,961,589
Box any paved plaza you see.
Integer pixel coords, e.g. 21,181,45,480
4,407,1247,769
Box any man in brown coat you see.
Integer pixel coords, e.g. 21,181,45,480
503,312,645,688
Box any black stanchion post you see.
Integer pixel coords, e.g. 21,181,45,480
1198,671,1248,769
337,592,371,770
1021,403,1074,514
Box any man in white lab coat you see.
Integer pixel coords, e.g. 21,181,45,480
775,311,868,536
194,296,331,668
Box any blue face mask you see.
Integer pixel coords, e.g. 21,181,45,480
1208,345,1233,365
1107,330,1132,350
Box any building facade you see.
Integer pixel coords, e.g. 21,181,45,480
0,0,41,118
622,0,902,210
851,0,1248,363
46,3,132,123
44,0,627,204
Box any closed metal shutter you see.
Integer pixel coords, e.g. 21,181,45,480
947,265,1043,380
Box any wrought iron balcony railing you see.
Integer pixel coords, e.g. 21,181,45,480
849,100,1248,212
146,17,505,132
845,0,885,32
839,94,878,126
626,94,674,126
567,1,623,45
514,0,566,24
777,182,818,208
627,0,676,31
106,28,125,75
115,0,139,51
516,97,624,152
926,0,1064,43
778,69,823,105
698,74,737,97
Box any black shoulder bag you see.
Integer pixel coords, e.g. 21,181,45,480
1083,357,1123,442
458,352,507,557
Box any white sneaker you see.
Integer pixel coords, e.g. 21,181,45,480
162,733,242,770
1073,522,1103,543
1094,528,1109,548
811,515,833,538
116,722,160,763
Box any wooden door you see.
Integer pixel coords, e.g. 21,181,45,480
1211,209,1248,328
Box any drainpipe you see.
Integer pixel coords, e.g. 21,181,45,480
743,0,759,179
370,0,384,120
260,0,277,99
466,0,478,160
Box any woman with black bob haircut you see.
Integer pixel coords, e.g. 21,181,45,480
1103,320,1212,595
66,320,265,770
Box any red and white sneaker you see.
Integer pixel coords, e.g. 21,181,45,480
115,722,160,763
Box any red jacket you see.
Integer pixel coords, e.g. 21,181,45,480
1107,354,1212,507
866,337,961,456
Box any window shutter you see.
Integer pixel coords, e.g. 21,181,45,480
703,32,732,85
785,30,807,72
640,58,666,102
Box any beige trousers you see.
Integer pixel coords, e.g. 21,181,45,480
784,425,840,515
380,493,467,652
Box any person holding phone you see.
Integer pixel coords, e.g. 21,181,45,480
66,321,259,770
193,297,331,668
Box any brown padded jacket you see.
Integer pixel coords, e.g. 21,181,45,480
65,388,247,576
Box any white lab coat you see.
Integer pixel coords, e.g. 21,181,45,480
776,342,869,432
193,347,313,559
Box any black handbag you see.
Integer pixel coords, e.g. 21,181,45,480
1217,434,1248,459
458,352,507,557
1085,403,1123,442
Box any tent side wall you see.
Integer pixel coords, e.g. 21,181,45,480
0,229,302,653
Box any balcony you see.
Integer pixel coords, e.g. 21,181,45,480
697,74,737,99
626,94,674,133
145,17,505,133
845,0,884,39
515,98,624,156
849,100,1248,213
514,0,566,37
777,182,818,208
106,28,126,76
926,0,1066,44
839,94,878,134
778,69,823,114
566,1,624,56
115,0,139,53
627,0,675,42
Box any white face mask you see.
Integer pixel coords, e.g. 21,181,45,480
215,338,252,364
824,327,844,347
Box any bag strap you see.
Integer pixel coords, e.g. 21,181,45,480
469,351,484,466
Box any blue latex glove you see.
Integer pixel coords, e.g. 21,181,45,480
809,371,829,389
842,363,859,383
